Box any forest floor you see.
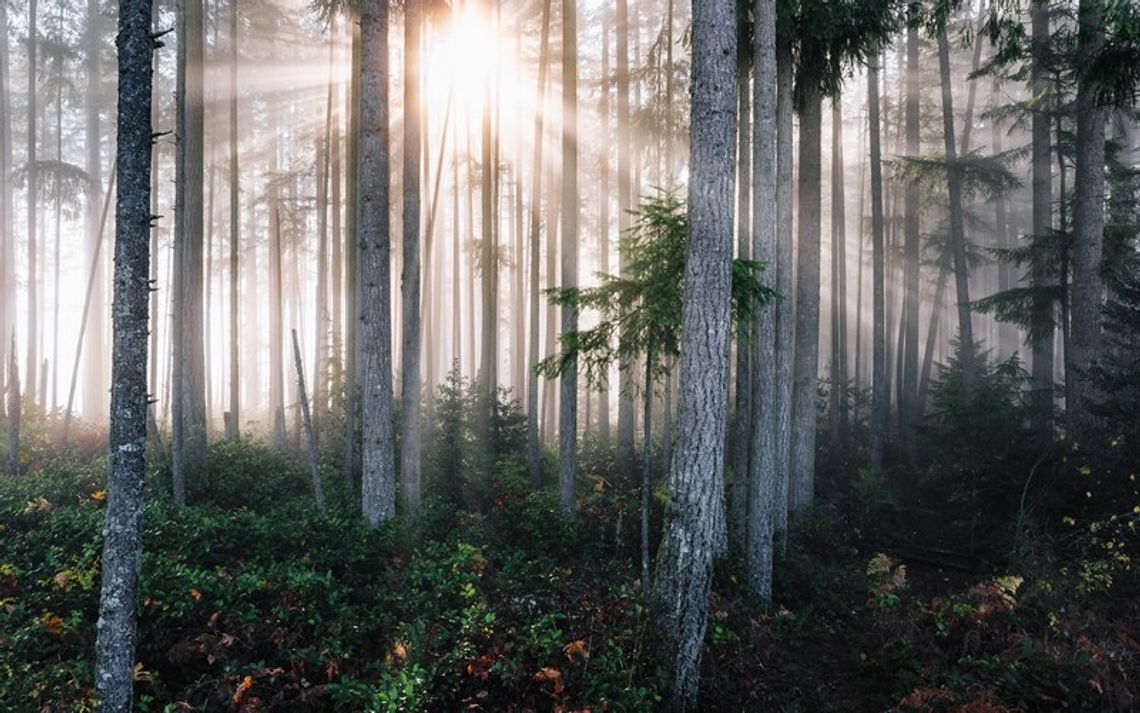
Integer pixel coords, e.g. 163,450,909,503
1,427,1138,711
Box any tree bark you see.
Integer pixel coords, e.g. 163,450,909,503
869,46,887,472
615,0,635,469
558,0,579,517
790,82,821,513
25,0,38,409
526,0,553,488
93,0,152,702
400,0,423,512
359,0,396,526
745,0,777,598
730,33,751,556
226,0,240,438
84,0,106,420
653,0,736,704
937,29,975,377
772,36,794,547
1068,0,1106,439
0,0,13,398
901,23,920,444
173,0,208,504
292,329,326,513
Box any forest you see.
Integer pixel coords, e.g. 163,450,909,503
0,0,1138,709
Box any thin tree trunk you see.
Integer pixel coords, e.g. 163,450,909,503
359,0,396,526
869,45,887,472
772,36,794,548
399,0,423,511
615,0,635,468
6,338,18,476
790,81,822,513
25,0,38,409
226,0,240,438
93,0,152,701
83,0,105,419
558,0,580,516
640,350,652,593
901,22,920,445
1068,0,1106,439
526,0,553,487
653,0,736,704
937,30,975,377
292,329,326,513
597,12,611,442
745,0,777,598
731,38,752,553
173,0,208,504
830,96,848,439
0,0,13,394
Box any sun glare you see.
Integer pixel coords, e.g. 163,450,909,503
425,5,521,126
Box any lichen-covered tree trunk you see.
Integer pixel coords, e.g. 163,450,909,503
1068,0,1106,439
730,26,752,554
558,0,580,517
359,0,396,526
653,0,736,704
400,0,423,512
93,0,152,703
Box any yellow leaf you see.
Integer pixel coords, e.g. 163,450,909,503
90,490,107,502
42,613,65,636
563,639,590,662
393,641,407,662
232,675,253,705
133,662,153,682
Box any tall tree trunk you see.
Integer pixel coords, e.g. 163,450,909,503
93,0,152,702
615,0,635,468
745,0,777,598
1068,0,1106,439
901,22,920,446
479,5,497,432
558,0,579,516
653,0,736,704
268,97,285,448
359,0,396,526
830,96,848,439
790,80,821,513
640,349,652,593
84,0,105,419
772,36,794,547
868,46,887,472
173,0,208,505
730,28,751,555
226,0,240,438
400,0,423,511
6,338,18,476
343,10,362,487
937,30,975,377
0,0,12,388
597,12,611,442
526,0,552,487
25,0,38,409
292,329,326,512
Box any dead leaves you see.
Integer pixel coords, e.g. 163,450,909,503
562,639,589,663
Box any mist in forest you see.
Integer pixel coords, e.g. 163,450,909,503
1,0,1138,709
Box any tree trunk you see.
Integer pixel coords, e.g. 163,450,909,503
93,0,152,702
745,0,777,598
400,0,423,512
173,0,208,504
292,329,326,513
830,96,848,439
640,350,652,593
226,0,240,438
730,30,751,554
558,0,579,517
526,0,552,487
653,0,736,704
83,0,105,420
790,81,821,513
615,0,635,469
937,30,975,376
359,0,396,526
0,0,13,393
772,36,794,547
868,46,887,472
25,0,38,409
597,12,611,442
1068,0,1106,439
6,338,18,476
901,22,920,445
